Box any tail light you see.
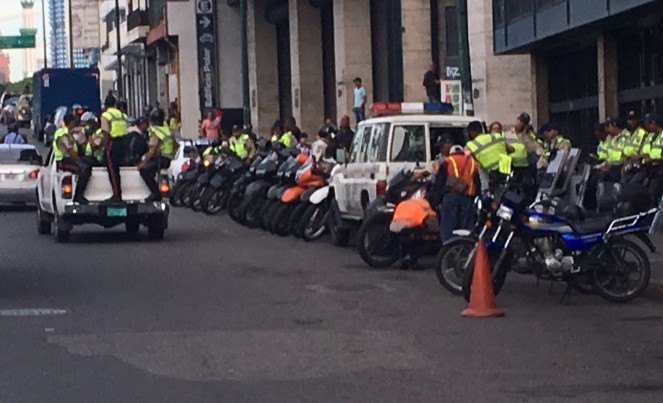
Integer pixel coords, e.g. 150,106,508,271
181,161,190,172
62,176,73,199
28,169,39,180
203,159,211,168
376,180,387,196
159,177,170,197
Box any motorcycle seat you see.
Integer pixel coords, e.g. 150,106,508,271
570,215,614,234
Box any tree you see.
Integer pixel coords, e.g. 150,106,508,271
4,77,32,94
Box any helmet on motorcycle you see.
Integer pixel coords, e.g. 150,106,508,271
150,108,165,126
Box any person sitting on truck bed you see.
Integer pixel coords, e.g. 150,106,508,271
100,96,128,203
53,114,92,205
81,112,104,166
138,108,178,202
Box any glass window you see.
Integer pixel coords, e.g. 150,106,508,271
506,0,532,23
349,123,388,163
349,125,368,163
535,0,564,10
0,148,41,164
445,7,459,57
390,125,426,162
493,0,505,28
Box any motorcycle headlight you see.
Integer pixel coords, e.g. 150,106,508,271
496,204,514,221
474,196,483,213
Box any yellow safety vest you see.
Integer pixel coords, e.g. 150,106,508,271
506,136,529,168
543,135,571,159
149,124,175,159
271,131,293,148
229,133,250,159
641,131,656,157
649,130,663,160
52,127,77,161
596,139,609,161
605,132,627,164
202,145,219,157
101,107,128,138
466,132,508,172
623,127,647,158
85,128,105,162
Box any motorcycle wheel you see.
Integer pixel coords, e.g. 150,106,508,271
357,213,402,269
228,189,245,223
328,199,350,247
288,202,308,238
170,182,185,207
461,245,508,302
435,237,476,296
591,239,651,303
272,203,294,236
261,200,279,230
201,187,224,216
301,202,329,242
241,193,266,228
191,185,205,212
183,183,198,208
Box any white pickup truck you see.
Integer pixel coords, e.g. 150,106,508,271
36,152,170,242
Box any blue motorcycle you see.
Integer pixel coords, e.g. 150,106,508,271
442,188,658,303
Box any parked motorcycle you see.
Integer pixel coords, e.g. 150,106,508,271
170,156,201,207
200,153,248,215
228,139,271,222
297,162,338,241
269,153,309,236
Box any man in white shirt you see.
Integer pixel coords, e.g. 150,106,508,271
353,77,367,126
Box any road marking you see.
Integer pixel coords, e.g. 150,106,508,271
0,308,68,317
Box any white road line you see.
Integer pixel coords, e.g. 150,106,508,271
0,308,68,317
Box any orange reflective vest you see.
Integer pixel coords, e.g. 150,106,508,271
444,154,478,197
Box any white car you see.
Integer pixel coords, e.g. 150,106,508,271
328,113,478,246
0,144,42,205
168,138,211,182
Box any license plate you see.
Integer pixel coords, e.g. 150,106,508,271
3,173,16,180
107,207,127,217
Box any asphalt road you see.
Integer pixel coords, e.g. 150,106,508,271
0,205,662,403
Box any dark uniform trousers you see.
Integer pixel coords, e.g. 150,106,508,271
105,136,127,197
139,156,171,195
57,158,92,199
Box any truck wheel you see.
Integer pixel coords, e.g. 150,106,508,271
36,205,52,235
125,221,140,235
328,200,350,247
147,216,166,241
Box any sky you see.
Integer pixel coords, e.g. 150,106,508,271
1,0,47,82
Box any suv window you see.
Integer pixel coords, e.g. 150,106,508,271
350,123,389,163
390,125,426,162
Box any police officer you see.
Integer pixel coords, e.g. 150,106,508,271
601,118,628,181
229,124,255,160
138,108,177,201
271,120,294,148
465,120,513,191
590,123,609,163
100,96,128,203
81,112,104,166
538,123,571,168
439,144,478,242
514,112,543,165
643,114,663,201
623,111,647,163
53,114,91,205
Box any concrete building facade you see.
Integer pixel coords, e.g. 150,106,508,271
493,0,662,152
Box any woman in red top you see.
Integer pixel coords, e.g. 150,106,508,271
200,111,221,140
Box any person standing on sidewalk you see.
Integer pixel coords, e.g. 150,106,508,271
422,62,441,103
353,77,367,126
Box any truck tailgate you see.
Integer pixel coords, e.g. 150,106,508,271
83,167,151,202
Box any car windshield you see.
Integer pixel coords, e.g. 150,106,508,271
0,148,41,164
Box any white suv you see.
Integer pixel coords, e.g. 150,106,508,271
329,114,478,246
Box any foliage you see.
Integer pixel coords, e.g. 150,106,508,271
4,77,32,94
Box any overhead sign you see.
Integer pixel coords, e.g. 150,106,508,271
0,35,36,49
196,0,218,115
71,0,100,49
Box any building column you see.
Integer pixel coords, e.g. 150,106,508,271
289,0,324,133
401,0,431,102
597,33,618,122
248,0,280,136
333,0,372,122
217,1,242,110
531,53,549,127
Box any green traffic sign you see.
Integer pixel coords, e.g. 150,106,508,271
0,35,36,49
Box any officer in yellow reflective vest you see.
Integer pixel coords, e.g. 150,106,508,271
465,121,513,191
270,120,294,148
138,108,178,201
590,123,609,162
100,96,128,202
53,114,92,204
538,123,571,169
623,111,647,162
596,117,628,183
515,112,543,166
642,114,663,201
229,124,255,160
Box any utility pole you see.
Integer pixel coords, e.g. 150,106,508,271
455,0,474,116
68,0,74,67
114,0,123,98
240,0,250,125
41,0,48,68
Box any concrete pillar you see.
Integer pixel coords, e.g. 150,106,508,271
531,53,549,126
401,0,431,102
333,0,372,122
218,1,242,109
289,0,324,133
597,33,618,122
248,0,279,136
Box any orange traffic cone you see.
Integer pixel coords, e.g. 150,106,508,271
461,237,505,318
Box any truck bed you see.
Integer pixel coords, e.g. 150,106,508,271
83,167,151,202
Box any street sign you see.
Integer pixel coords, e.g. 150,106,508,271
0,35,36,49
196,0,218,115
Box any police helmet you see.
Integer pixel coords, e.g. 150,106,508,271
150,108,165,126
81,111,97,123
